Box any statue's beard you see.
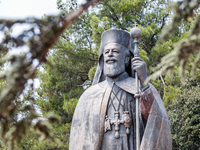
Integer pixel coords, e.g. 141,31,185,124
104,62,125,78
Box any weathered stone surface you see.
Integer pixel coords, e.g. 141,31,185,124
69,29,172,150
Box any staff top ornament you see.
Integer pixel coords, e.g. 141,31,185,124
130,23,142,39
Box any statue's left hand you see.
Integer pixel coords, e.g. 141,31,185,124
131,57,148,88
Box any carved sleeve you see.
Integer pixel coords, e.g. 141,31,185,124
139,86,154,121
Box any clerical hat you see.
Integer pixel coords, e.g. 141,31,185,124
99,29,131,56
93,29,135,85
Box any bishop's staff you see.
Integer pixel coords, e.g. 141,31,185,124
130,24,142,150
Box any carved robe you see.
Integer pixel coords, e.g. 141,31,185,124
69,72,172,150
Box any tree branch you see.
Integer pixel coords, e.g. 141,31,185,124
0,0,101,148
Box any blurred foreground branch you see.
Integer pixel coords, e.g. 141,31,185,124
0,0,100,149
147,0,200,83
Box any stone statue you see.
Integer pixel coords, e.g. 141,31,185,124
69,29,172,150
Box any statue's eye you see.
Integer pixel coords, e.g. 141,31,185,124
105,49,110,54
112,49,119,53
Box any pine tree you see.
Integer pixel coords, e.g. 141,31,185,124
17,0,200,149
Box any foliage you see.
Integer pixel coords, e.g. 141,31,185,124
88,66,97,81
149,40,174,68
147,0,200,83
163,85,180,106
168,84,200,149
31,1,99,149
63,98,78,119
19,123,71,150
1,0,200,149
36,46,90,123
0,16,64,149
36,0,200,149
139,50,149,65
0,0,100,149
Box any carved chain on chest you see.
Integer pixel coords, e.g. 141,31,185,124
104,88,132,138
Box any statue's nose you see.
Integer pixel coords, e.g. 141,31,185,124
108,50,113,56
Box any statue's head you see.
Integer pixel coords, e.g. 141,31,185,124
92,29,134,84
103,43,130,78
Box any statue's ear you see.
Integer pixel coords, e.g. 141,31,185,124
125,55,130,66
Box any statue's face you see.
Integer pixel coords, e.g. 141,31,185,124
103,43,128,78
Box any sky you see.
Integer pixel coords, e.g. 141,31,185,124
0,0,62,89
0,0,60,19
0,0,84,89
0,0,62,61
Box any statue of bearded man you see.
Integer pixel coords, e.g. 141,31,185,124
69,29,172,150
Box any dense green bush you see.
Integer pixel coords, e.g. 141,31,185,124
168,85,200,149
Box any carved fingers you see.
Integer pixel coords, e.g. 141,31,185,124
131,57,148,87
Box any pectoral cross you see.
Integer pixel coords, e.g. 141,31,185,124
110,111,124,138
104,111,124,138
104,111,132,139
